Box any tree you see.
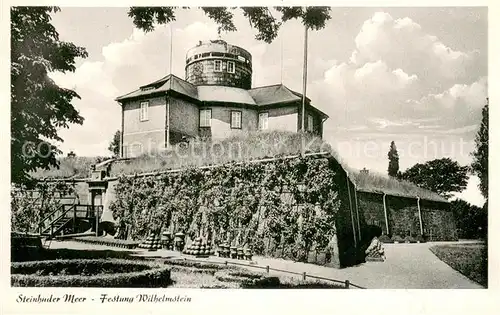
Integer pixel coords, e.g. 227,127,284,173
127,7,332,43
471,99,488,199
67,151,76,158
400,158,469,199
450,199,487,239
108,130,121,157
387,141,399,177
11,7,88,185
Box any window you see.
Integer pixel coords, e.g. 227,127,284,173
214,60,222,72
140,101,149,121
230,111,242,129
200,109,212,127
227,61,235,73
307,114,314,132
258,112,268,130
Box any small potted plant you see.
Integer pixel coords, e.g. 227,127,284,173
237,247,244,260
244,248,253,260
230,246,237,259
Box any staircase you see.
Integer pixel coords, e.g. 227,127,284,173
39,203,103,240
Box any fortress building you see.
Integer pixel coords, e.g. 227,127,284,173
115,39,329,158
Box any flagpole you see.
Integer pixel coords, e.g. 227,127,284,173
301,25,308,133
167,25,173,149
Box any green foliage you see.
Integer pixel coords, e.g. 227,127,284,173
108,130,121,157
128,7,331,43
399,158,469,199
471,100,488,199
11,7,88,185
11,181,76,233
110,155,342,259
387,141,399,177
451,199,487,239
11,259,171,287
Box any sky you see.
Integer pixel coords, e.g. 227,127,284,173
47,7,487,206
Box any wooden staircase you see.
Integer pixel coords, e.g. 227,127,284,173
39,203,103,240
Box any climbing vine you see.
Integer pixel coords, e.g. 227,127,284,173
110,156,344,261
11,181,76,233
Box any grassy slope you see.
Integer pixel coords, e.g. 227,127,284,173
350,171,447,202
430,243,487,287
29,131,446,202
110,131,335,176
30,156,109,180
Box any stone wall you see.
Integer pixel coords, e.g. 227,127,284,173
356,191,388,234
386,195,422,238
420,199,458,241
356,190,457,241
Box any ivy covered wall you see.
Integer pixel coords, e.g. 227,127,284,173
356,190,457,241
108,154,360,268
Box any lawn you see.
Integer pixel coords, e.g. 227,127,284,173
430,243,487,287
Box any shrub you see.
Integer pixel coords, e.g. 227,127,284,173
379,234,393,243
214,269,265,283
391,235,404,243
73,236,140,249
164,259,232,271
11,259,171,287
241,276,281,288
416,234,426,243
404,236,416,243
277,276,346,289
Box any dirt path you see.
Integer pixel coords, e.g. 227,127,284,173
47,240,484,289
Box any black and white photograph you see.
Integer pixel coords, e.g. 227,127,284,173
7,3,492,300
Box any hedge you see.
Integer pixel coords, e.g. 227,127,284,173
73,236,140,249
11,259,171,287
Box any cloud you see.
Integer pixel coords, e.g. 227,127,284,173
309,11,486,140
351,11,480,83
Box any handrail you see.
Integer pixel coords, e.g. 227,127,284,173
43,204,76,233
176,257,366,289
39,203,66,232
39,193,79,230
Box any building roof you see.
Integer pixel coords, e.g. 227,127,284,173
197,85,256,105
248,84,308,106
115,74,198,102
115,75,329,119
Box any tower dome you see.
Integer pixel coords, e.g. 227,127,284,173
185,39,253,90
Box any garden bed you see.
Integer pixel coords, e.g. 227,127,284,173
162,258,346,289
73,236,140,249
11,259,171,287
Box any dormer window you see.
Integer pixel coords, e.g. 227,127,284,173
227,61,235,73
214,60,222,72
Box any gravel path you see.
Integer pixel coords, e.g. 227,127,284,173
46,240,484,289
